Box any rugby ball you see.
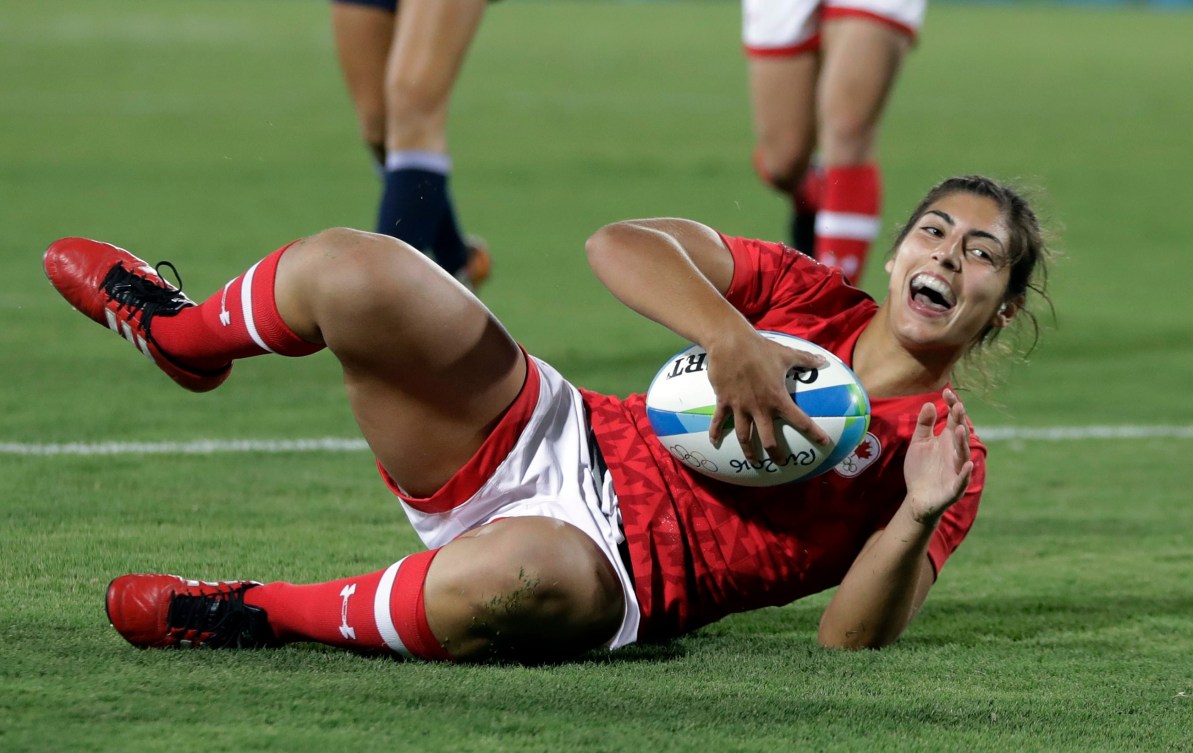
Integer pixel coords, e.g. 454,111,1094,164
645,332,870,487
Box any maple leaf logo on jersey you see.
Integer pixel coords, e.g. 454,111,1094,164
834,432,881,478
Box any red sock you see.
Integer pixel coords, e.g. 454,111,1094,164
793,165,822,216
815,163,882,284
243,549,452,661
152,242,324,371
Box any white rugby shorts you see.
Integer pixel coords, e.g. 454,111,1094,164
743,0,927,56
377,354,641,649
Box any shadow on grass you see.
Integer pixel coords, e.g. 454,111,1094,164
907,592,1193,647
285,636,690,668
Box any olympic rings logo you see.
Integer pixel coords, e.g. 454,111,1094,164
669,444,718,473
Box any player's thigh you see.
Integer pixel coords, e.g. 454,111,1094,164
342,344,524,498
331,2,394,143
748,54,820,179
274,229,526,494
817,18,912,159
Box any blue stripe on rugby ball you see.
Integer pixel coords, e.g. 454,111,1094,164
792,382,868,418
647,406,711,437
648,382,866,438
811,414,871,476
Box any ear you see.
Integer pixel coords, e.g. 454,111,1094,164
884,258,894,275
991,296,1024,329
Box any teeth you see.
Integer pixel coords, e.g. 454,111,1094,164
911,273,955,306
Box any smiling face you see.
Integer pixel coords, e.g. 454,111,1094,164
883,191,1018,357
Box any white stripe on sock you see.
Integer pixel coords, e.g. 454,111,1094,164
384,150,452,174
373,558,411,657
815,211,881,241
239,261,275,354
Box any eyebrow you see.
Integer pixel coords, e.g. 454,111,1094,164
925,209,1006,248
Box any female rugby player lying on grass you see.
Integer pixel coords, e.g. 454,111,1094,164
44,175,1051,661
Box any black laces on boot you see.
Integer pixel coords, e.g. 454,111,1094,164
165,585,277,649
99,261,191,335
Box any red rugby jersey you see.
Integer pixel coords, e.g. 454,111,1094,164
581,234,985,641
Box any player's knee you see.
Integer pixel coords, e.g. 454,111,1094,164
299,228,430,308
818,115,878,164
385,71,447,128
383,68,450,149
521,523,622,626
753,144,813,194
447,519,624,660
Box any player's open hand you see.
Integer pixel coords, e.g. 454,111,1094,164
903,388,974,524
705,332,833,463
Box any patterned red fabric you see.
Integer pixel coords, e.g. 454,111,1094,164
581,235,984,640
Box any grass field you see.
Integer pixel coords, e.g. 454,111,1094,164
2,1,1192,751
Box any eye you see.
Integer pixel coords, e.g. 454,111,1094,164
968,245,1008,268
919,224,944,237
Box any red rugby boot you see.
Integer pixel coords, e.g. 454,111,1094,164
106,574,279,649
42,238,231,392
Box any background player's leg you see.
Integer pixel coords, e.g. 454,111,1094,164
748,54,819,193
748,53,820,256
813,18,911,282
377,0,487,280
330,2,395,168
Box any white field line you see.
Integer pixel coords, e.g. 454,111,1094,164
3,425,1193,456
0,437,370,456
978,425,1193,441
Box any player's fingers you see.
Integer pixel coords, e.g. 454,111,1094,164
756,413,781,460
953,460,974,499
709,404,730,448
944,389,968,427
913,401,937,440
953,422,971,466
784,347,830,371
777,401,832,449
734,410,759,463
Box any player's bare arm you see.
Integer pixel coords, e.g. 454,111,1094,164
585,218,740,340
586,220,830,459
817,391,976,649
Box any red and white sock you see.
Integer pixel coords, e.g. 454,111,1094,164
244,549,452,661
814,163,882,284
152,242,323,371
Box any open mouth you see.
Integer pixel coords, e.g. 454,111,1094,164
909,273,956,312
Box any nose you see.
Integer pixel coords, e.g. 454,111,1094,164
932,238,963,270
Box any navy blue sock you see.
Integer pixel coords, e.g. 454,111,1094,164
433,190,469,274
376,167,449,260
